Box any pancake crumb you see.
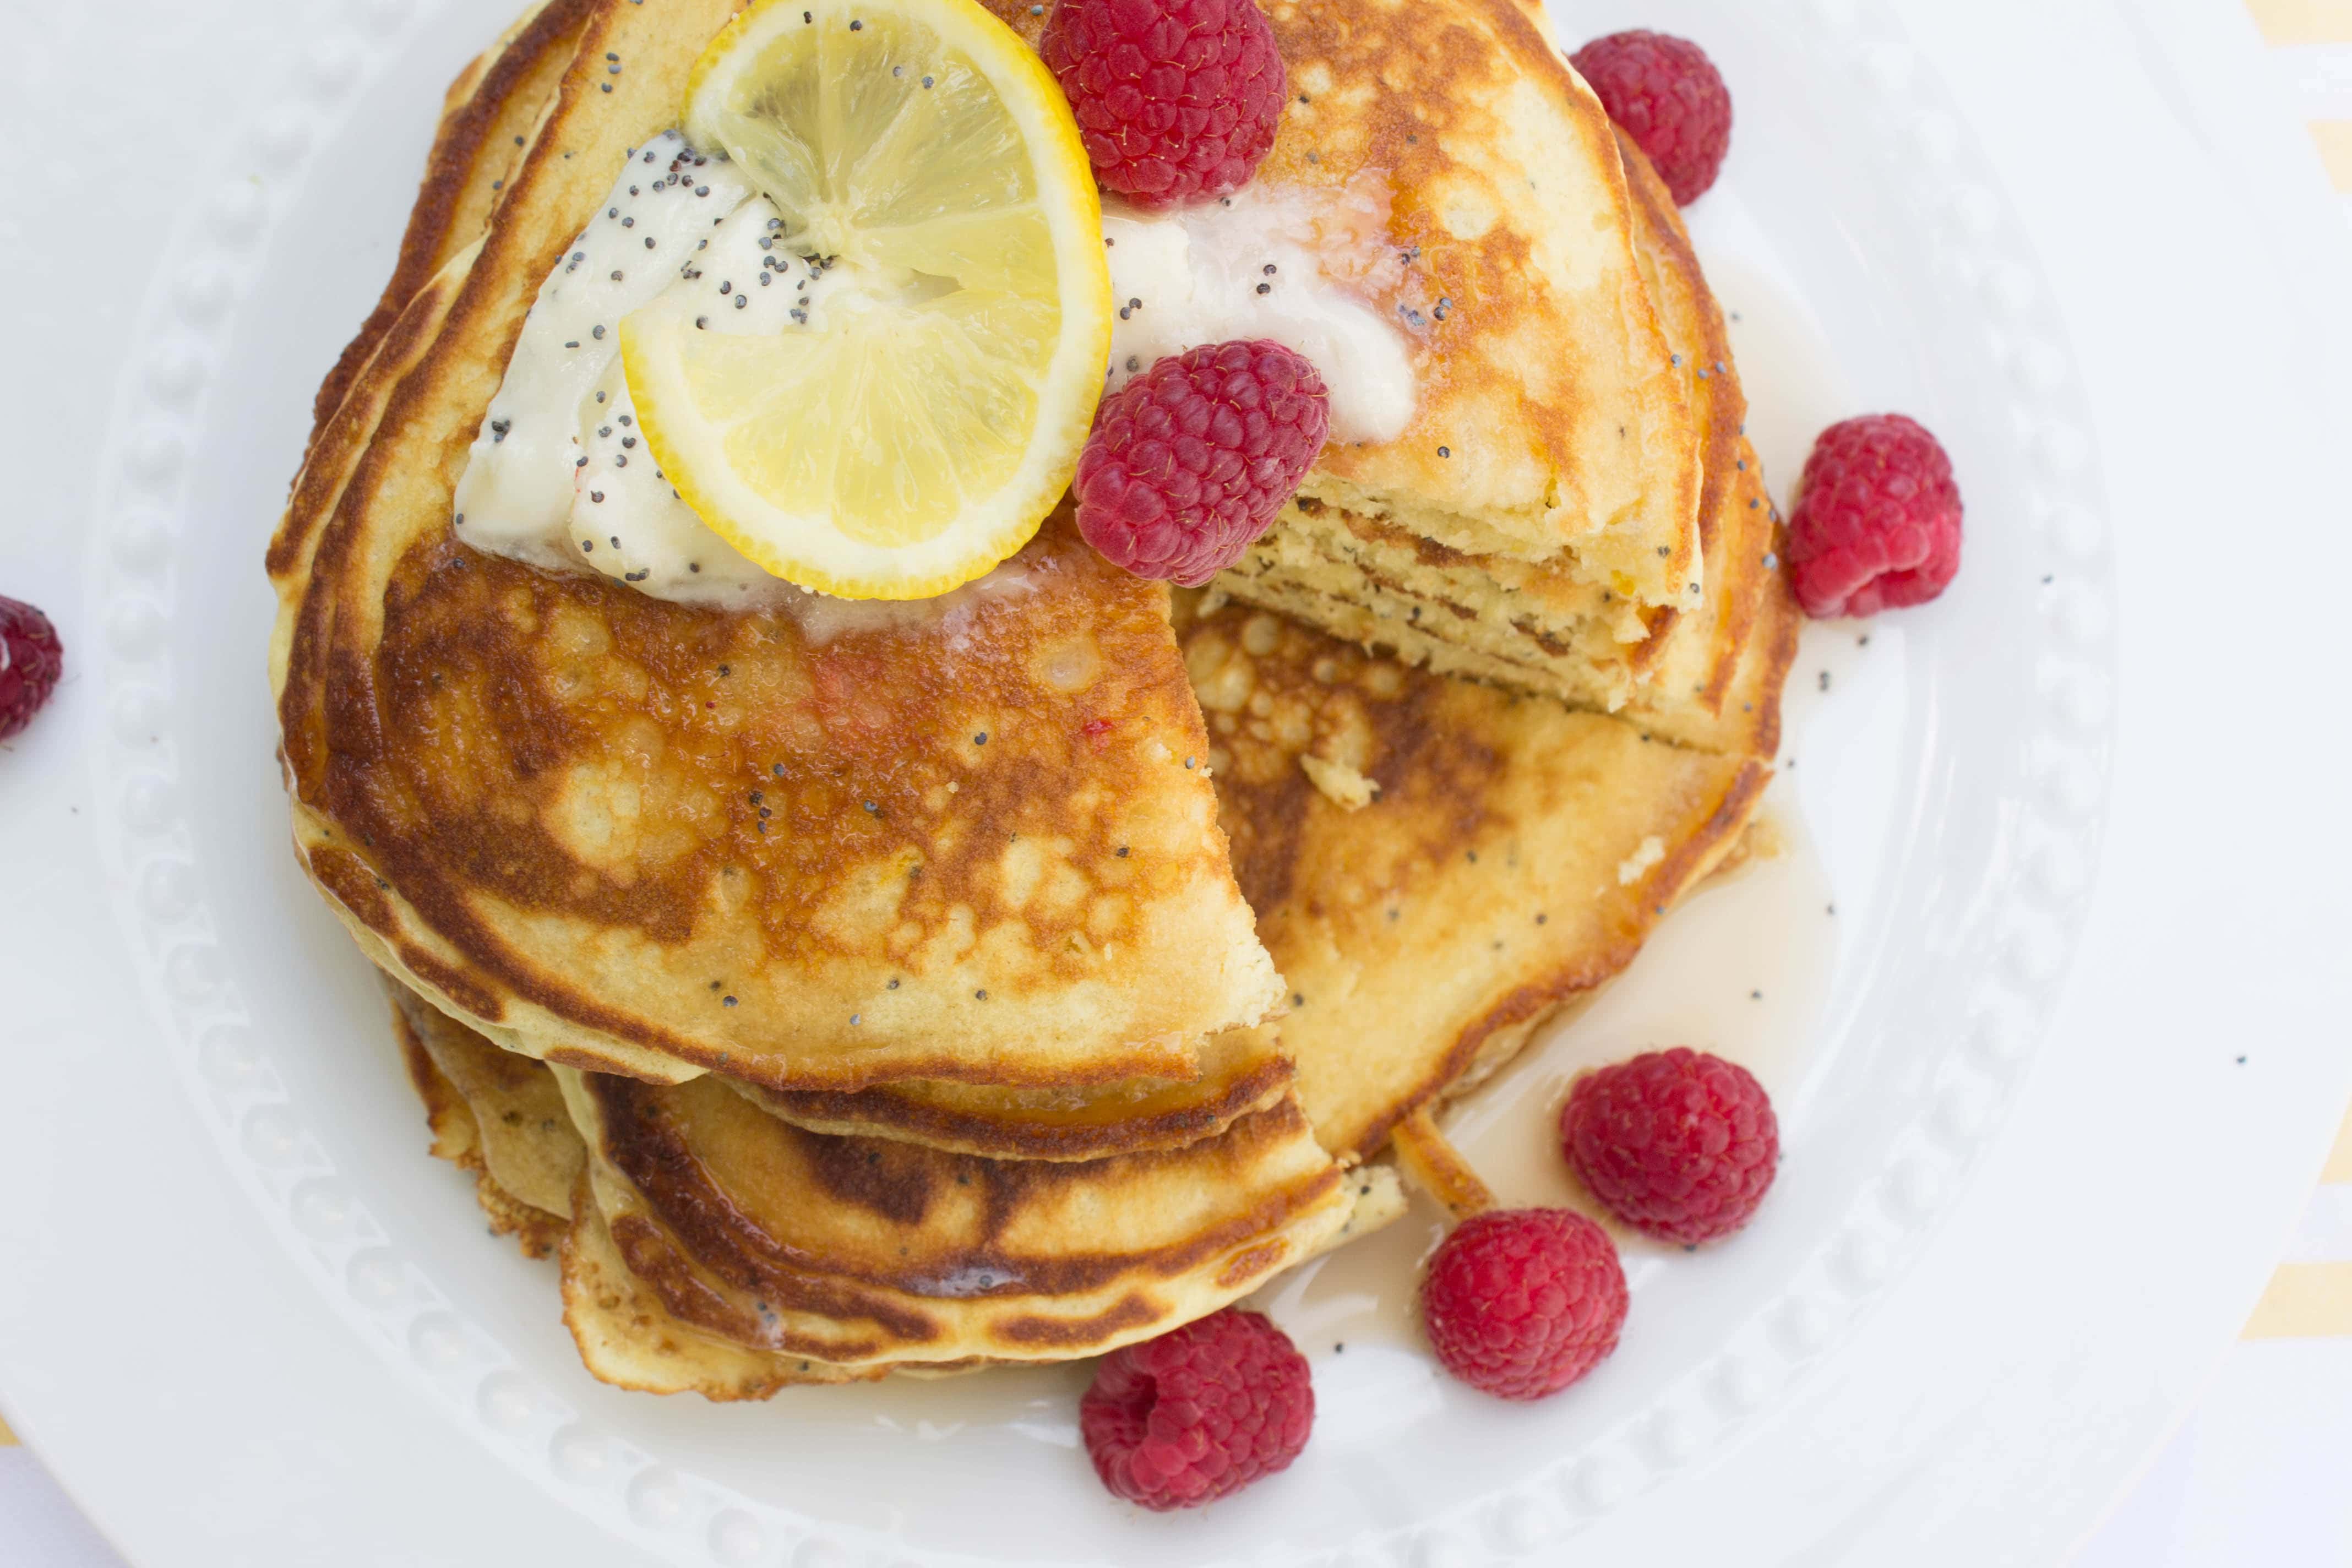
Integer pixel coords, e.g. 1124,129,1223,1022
1300,754,1378,810
1615,835,1667,885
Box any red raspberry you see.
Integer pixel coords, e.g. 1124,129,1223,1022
1570,31,1733,206
1040,0,1285,208
1561,1049,1779,1245
1075,340,1328,586
0,595,63,743
1784,414,1963,619
1079,1307,1313,1510
1419,1208,1627,1402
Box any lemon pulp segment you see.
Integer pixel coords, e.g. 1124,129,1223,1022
623,0,1113,599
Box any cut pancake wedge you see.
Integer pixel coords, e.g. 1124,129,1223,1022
1212,130,1781,749
978,0,1702,608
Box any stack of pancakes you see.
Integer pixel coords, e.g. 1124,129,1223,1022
271,0,1795,1398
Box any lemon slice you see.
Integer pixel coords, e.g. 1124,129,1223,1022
623,0,1113,600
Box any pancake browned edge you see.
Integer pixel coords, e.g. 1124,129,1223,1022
388,980,1387,1396
984,0,1701,611
555,1063,1353,1371
735,1023,1295,1162
306,0,602,453
269,0,1287,1098
391,981,574,1258
392,983,913,1393
1178,600,1778,1163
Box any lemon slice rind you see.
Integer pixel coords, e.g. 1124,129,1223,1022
624,0,1112,602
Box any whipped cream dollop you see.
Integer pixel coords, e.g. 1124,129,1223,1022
453,135,1417,607
1102,185,1415,445
453,132,853,608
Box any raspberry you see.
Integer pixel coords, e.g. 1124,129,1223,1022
1419,1208,1627,1402
1561,1048,1779,1245
1040,0,1285,208
1075,340,1328,586
0,595,63,743
1569,31,1733,206
1784,414,1963,619
1079,1307,1314,1510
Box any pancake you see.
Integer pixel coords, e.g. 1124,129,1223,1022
391,982,573,1258
1618,442,1796,758
1215,134,1790,753
270,0,1285,1093
391,981,584,1224
1177,600,1776,1161
559,1174,905,1396
982,0,1700,609
393,977,894,1388
563,1156,1403,1398
391,982,1405,1395
554,1064,1353,1370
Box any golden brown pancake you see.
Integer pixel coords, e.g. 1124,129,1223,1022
1177,601,1775,1159
559,1174,903,1396
572,1167,1403,1397
391,982,585,1224
391,983,573,1259
1617,443,1797,758
394,978,894,1389
982,0,1700,608
1214,134,1793,755
555,1064,1352,1369
554,1155,1404,1398
394,984,1403,1396
270,0,1285,1094
1610,133,1799,756
280,515,1280,1095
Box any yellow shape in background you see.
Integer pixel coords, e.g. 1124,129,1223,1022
2326,1100,2352,1184
2244,1262,2352,1339
2312,122,2352,192
2247,0,2352,44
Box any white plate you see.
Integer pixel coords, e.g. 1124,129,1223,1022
3,1,2348,1564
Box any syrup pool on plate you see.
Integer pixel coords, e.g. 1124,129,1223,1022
1245,797,1840,1364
